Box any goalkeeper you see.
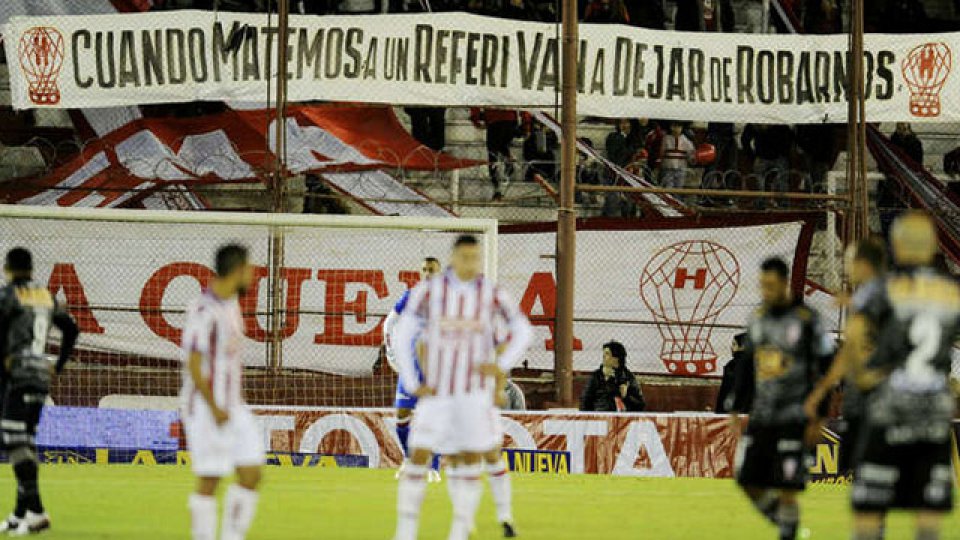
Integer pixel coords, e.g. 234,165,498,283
383,256,442,482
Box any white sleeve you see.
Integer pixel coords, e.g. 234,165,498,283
394,285,428,393
383,308,400,372
182,305,213,358
493,287,533,371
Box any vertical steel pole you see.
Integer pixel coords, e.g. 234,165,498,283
555,0,578,407
268,0,290,370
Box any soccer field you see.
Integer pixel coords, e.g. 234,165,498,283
17,466,960,539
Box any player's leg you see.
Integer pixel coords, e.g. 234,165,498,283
4,388,51,535
183,406,232,540
850,425,894,540
396,407,414,458
915,512,946,540
447,452,484,540
189,476,221,540
776,490,800,540
734,429,778,525
221,407,265,540
447,397,499,540
395,398,447,540
483,447,516,537
852,513,885,540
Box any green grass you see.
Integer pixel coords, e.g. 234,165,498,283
12,465,960,539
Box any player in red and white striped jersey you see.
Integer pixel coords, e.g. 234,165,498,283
392,234,532,540
180,245,263,540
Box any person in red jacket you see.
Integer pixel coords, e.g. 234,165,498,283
470,108,527,200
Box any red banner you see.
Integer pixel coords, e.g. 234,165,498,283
253,408,739,477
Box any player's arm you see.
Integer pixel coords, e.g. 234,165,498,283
803,312,838,419
804,344,846,419
490,288,533,374
848,314,886,390
382,307,400,372
183,311,228,425
51,302,79,374
393,285,430,397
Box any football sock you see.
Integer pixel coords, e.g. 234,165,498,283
396,418,411,457
445,465,461,503
430,454,442,472
777,500,800,540
486,459,513,523
852,531,882,540
12,455,42,516
221,484,259,540
916,529,939,540
395,463,428,540
188,494,217,540
750,490,778,524
448,463,483,540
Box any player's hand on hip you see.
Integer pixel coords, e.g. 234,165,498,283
804,419,824,448
619,383,629,397
478,363,502,378
802,390,823,420
728,414,745,436
212,407,230,426
413,386,436,398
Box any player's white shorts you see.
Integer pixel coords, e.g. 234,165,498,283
409,394,502,455
182,401,264,477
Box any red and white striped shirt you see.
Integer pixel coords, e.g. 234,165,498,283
180,290,246,413
393,270,532,398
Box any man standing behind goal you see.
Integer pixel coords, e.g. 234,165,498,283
392,234,532,540
181,245,263,540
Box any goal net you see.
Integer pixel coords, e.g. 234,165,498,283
0,205,497,410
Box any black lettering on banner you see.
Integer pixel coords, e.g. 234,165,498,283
613,37,631,97
363,38,377,79
166,29,187,84
756,50,774,104
736,46,754,103
590,48,605,95
648,45,664,98
142,29,164,85
414,25,432,83
386,37,409,81
434,29,450,83
501,36,510,88
863,51,874,99
722,57,733,102
796,51,813,105
241,26,260,81
876,50,895,100
298,29,323,79
833,51,848,102
72,30,93,88
118,30,139,87
814,51,830,103
539,37,558,91
577,40,587,93
666,47,684,100
188,28,208,83
345,28,363,79
261,27,279,75
450,31,465,84
688,49,705,102
95,32,116,89
465,33,481,85
397,38,409,81
632,43,647,98
325,28,344,79
518,32,542,90
481,34,498,86
212,21,240,82
777,50,793,103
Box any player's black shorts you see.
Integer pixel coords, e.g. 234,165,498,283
838,416,865,475
1,385,46,449
735,423,809,491
851,423,954,512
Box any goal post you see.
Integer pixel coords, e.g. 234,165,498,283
0,204,498,409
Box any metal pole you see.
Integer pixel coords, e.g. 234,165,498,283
855,0,870,240
846,0,868,242
268,0,290,371
576,184,851,202
555,0,578,408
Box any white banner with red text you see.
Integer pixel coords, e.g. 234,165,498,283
3,10,959,123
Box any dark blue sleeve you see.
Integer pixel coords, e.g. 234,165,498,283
394,290,411,314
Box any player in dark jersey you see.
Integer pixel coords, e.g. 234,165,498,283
804,238,887,476
851,212,958,540
0,248,79,535
728,257,834,540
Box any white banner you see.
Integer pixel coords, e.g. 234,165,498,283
3,10,958,123
2,215,806,377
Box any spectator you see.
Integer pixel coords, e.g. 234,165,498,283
796,124,840,194
741,124,794,198
675,0,735,32
303,175,349,214
500,379,527,410
659,121,696,191
890,122,923,166
870,0,928,33
771,0,801,33
580,341,645,412
626,0,666,29
583,0,630,24
471,108,525,200
700,122,738,198
404,107,446,152
605,119,640,168
523,120,558,182
715,333,747,413
802,0,842,34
